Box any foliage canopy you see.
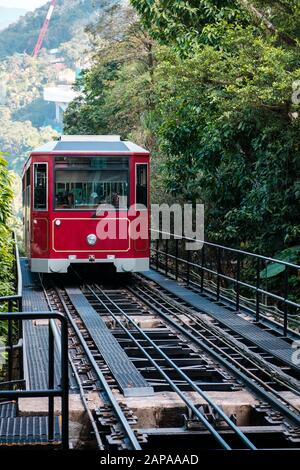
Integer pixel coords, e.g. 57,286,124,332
64,1,300,259
0,153,14,297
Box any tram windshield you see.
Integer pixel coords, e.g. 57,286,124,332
55,156,129,210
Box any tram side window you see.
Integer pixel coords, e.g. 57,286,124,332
34,164,47,210
22,175,25,206
23,168,30,208
26,168,30,187
136,164,148,208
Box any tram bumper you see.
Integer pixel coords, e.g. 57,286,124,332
30,257,150,273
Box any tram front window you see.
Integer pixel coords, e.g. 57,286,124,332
55,156,129,210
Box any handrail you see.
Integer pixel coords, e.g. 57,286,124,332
0,231,23,383
154,248,300,309
15,231,22,299
0,311,69,449
0,231,23,382
151,229,300,337
150,229,300,270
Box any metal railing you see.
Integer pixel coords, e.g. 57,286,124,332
0,231,23,383
0,234,69,448
151,230,300,337
0,311,69,449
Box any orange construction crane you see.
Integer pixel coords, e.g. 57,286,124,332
33,0,57,58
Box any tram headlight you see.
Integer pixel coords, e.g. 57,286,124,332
87,234,97,246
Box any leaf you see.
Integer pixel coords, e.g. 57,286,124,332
260,262,286,279
275,245,300,263
260,246,300,279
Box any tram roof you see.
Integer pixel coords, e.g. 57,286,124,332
31,135,149,155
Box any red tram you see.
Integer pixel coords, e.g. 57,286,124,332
22,136,150,273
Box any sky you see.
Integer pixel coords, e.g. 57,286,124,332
0,0,47,10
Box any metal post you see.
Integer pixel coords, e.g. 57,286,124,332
256,258,260,322
216,247,221,301
201,245,205,293
283,267,289,336
60,317,69,450
165,239,168,275
8,300,13,385
186,247,190,286
236,253,241,312
48,322,55,441
18,299,24,380
175,239,179,281
156,239,159,271
19,297,23,336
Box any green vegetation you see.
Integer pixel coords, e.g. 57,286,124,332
0,107,56,175
0,49,57,176
0,52,58,248
0,152,13,371
0,153,14,298
0,1,118,178
0,1,120,274
0,0,298,300
64,1,300,260
0,0,114,59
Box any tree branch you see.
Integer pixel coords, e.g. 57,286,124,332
237,0,297,46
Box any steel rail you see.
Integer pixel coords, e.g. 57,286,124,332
68,352,105,450
55,287,142,451
40,279,105,450
130,281,300,428
85,285,232,450
87,283,256,450
39,274,63,355
132,280,300,402
133,280,300,396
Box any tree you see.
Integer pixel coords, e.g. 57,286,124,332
64,0,300,257
130,1,299,49
0,108,56,174
130,1,240,54
0,0,110,59
0,153,14,297
128,0,300,254
64,6,156,146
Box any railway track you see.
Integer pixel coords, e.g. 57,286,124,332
90,281,300,437
83,284,256,450
131,276,300,408
38,271,300,449
41,279,143,450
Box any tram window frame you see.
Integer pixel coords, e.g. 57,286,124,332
23,168,31,208
54,156,130,211
26,167,30,187
33,163,48,211
22,174,25,206
135,163,148,209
